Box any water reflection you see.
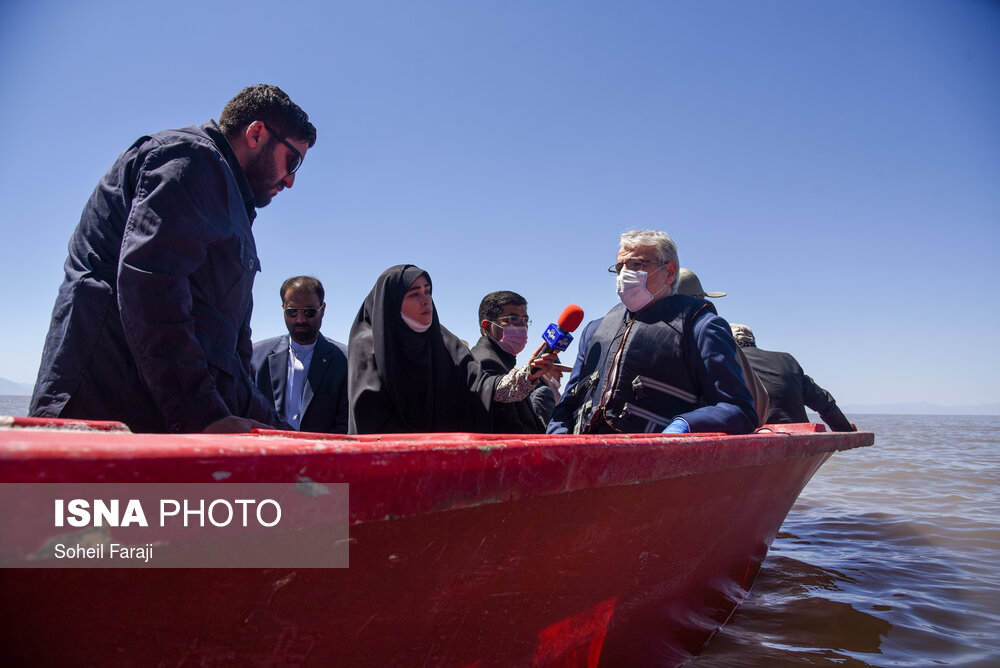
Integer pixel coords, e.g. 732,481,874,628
690,415,1000,667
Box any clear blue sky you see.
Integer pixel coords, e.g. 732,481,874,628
1,0,997,406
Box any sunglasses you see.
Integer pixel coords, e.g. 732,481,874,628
284,307,319,318
264,124,303,175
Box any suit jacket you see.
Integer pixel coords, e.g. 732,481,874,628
741,345,853,432
251,333,349,433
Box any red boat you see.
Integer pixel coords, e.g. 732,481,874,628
0,416,872,666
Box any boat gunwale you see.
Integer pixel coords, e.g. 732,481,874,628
0,420,873,524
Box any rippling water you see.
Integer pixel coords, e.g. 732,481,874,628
0,395,29,417
691,414,1000,667
2,398,997,666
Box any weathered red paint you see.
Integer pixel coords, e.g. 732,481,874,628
0,418,872,666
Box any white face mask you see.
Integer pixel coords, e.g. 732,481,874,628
617,268,656,312
401,311,431,333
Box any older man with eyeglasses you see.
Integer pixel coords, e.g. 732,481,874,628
30,84,315,433
251,276,349,433
547,229,758,435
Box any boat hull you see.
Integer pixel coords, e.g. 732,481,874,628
0,420,872,666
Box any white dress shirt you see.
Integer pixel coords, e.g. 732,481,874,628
284,339,316,430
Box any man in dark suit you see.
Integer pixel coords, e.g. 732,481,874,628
251,276,349,433
730,323,855,432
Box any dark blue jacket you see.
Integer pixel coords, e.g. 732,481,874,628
547,297,758,435
30,122,283,432
741,345,854,431
251,333,350,434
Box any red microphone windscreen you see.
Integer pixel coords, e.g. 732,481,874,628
556,304,585,333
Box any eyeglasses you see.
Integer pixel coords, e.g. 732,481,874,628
608,258,664,274
264,124,303,175
492,315,532,327
284,307,319,318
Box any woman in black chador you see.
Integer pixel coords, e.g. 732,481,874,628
347,264,554,434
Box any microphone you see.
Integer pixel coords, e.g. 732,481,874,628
537,305,585,357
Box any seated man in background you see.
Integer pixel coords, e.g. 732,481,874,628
548,230,757,435
252,276,349,433
471,291,554,433
676,267,770,426
731,324,855,432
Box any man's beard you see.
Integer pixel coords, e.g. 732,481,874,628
245,141,280,208
291,325,319,344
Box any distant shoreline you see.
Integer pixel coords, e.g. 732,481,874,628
835,405,1000,417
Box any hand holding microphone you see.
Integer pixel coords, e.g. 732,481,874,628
528,305,584,380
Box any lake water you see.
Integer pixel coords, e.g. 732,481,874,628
691,413,1000,667
1,398,997,666
0,395,30,417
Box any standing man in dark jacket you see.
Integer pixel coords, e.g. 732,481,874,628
30,84,316,433
471,291,554,433
730,324,855,432
251,276,349,433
